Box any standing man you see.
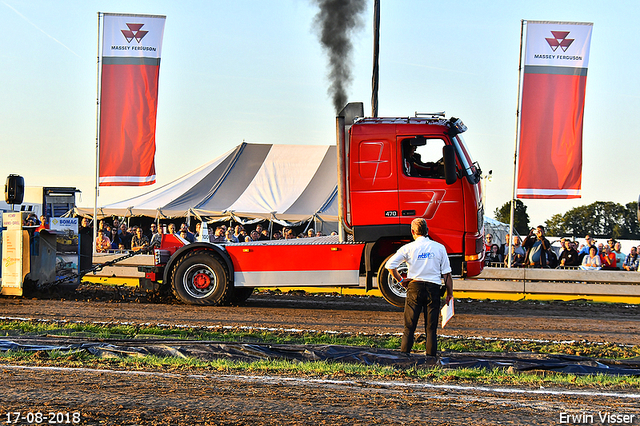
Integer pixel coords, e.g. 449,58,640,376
385,218,453,357
522,225,551,268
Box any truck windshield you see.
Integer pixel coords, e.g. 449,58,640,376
452,135,480,184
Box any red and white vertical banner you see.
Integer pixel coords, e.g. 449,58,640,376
98,13,165,186
516,21,593,199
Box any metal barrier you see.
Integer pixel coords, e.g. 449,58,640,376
456,266,640,298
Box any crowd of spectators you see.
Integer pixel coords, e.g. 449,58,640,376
88,217,336,254
484,227,640,271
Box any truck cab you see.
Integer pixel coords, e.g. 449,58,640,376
338,104,484,300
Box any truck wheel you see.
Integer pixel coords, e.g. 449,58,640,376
170,250,232,305
377,256,408,308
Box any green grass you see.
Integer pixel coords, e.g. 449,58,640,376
1,319,637,359
2,350,640,389
1,319,640,389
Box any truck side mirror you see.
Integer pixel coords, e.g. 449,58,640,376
5,174,24,204
443,146,457,185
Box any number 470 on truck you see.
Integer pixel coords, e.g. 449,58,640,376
143,102,486,307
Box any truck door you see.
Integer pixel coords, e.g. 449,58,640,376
396,136,464,253
349,138,399,227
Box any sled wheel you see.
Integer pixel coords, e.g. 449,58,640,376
170,250,232,305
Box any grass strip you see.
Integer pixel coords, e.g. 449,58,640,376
1,350,639,390
1,319,638,360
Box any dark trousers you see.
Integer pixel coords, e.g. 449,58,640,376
401,281,442,356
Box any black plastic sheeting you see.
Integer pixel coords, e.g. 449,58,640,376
2,338,640,376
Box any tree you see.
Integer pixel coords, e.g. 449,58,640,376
494,199,530,235
543,201,640,239
544,213,564,237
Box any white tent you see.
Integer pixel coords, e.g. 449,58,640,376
483,216,511,247
75,143,339,229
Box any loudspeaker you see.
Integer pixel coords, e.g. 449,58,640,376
5,174,24,204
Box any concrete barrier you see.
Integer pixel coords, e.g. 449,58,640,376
459,267,640,297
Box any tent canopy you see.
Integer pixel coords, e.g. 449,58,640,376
76,143,339,226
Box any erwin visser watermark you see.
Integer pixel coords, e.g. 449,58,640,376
559,411,637,424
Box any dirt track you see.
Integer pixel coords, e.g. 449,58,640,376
1,290,640,425
2,290,640,345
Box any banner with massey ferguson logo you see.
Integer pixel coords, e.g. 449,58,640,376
517,21,593,199
98,13,165,186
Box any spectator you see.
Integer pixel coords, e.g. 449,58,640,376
485,244,503,265
505,236,526,267
558,239,579,267
180,223,195,243
109,226,121,250
131,228,149,252
113,218,120,233
600,245,617,270
484,234,493,253
95,231,111,253
307,228,315,238
179,230,191,243
582,246,601,268
119,224,132,249
556,238,567,257
522,226,551,268
150,222,159,237
505,245,525,267
225,229,237,243
597,242,604,255
623,247,639,271
35,215,49,233
150,225,163,248
234,225,244,242
613,242,626,270
499,233,510,258
578,234,595,262
255,224,269,241
167,223,176,235
145,223,157,240
250,230,260,241
211,227,226,243
79,217,92,233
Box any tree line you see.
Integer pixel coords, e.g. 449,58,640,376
494,200,640,239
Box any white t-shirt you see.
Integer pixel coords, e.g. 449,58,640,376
385,236,451,285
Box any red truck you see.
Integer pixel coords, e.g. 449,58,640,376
142,103,485,307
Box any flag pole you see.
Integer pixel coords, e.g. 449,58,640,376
93,12,103,255
508,19,525,268
371,0,380,118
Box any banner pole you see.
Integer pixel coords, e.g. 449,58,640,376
508,19,525,268
93,12,103,255
371,0,380,118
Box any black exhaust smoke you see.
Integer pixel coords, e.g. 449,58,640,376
312,0,366,113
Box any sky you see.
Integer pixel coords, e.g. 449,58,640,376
1,0,639,228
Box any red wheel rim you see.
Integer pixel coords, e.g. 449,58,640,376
193,272,211,289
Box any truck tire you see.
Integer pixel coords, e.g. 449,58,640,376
170,250,232,305
377,255,408,308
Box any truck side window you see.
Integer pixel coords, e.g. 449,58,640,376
401,138,446,179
